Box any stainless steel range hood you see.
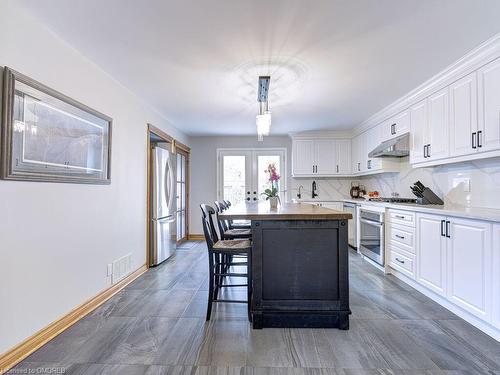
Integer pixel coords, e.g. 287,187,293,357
368,132,410,158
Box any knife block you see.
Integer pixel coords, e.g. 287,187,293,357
415,188,444,205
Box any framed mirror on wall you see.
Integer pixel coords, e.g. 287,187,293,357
1,67,112,184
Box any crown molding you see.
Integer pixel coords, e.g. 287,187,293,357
352,32,500,136
289,129,354,139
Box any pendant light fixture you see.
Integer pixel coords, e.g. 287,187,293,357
256,76,271,141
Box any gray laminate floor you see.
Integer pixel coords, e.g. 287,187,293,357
13,242,500,375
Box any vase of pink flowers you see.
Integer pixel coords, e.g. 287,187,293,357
261,163,280,209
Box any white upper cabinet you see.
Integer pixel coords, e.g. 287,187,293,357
450,72,478,157
351,135,362,174
410,99,428,164
383,110,410,140
366,124,382,171
427,88,450,161
447,218,492,320
292,138,351,176
335,139,351,174
314,139,336,175
292,139,315,175
478,57,500,153
416,213,447,296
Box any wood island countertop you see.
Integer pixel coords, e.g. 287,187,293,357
219,202,352,221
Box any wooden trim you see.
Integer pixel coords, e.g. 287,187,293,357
0,265,147,374
147,123,174,143
175,147,190,241
174,139,191,153
188,233,205,241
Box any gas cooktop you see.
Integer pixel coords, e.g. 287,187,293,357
368,197,417,203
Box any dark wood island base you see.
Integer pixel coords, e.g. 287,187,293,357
219,203,352,330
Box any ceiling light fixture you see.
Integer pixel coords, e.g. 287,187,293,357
256,76,271,141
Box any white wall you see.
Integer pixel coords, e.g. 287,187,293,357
189,136,292,234
0,1,187,354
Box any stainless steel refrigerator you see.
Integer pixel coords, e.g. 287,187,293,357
150,143,177,266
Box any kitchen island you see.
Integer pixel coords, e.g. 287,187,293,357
219,202,352,329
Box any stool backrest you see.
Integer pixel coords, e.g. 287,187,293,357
200,204,219,248
214,201,229,235
223,200,231,208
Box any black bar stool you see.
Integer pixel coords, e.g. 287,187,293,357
222,200,251,229
200,204,252,322
214,201,251,239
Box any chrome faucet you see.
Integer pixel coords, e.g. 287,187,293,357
312,181,318,198
297,185,304,199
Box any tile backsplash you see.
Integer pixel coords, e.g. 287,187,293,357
289,157,500,209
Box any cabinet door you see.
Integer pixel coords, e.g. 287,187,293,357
335,139,351,174
478,58,500,153
427,88,450,161
292,140,314,175
314,139,336,175
366,125,382,170
392,110,410,137
410,99,428,164
351,135,360,173
416,213,447,296
450,73,478,157
447,218,492,320
493,224,500,329
359,132,369,172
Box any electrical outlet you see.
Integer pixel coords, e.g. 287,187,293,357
453,177,471,192
107,263,113,277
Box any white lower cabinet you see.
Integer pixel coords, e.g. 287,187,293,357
447,218,492,320
416,213,447,296
414,213,494,324
491,224,500,329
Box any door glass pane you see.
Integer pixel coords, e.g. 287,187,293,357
258,155,281,202
223,155,246,205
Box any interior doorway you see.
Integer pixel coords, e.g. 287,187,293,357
146,124,190,267
175,145,190,244
216,148,287,204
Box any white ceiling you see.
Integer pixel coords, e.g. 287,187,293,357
18,0,500,136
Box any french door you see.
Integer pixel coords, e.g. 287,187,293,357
176,149,188,242
217,149,286,205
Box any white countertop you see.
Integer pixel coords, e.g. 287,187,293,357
293,198,500,223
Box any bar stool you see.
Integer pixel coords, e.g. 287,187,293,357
200,204,252,321
222,200,251,229
214,201,251,239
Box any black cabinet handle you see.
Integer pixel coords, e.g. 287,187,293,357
446,220,451,238
477,131,482,148
424,145,427,158
395,215,405,219
472,132,477,149
391,123,396,135
358,162,360,172
395,258,405,264
427,144,431,158
441,220,446,237
395,234,405,240
336,165,339,173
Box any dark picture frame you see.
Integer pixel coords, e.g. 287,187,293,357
1,67,112,184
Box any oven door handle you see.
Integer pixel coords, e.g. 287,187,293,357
359,218,384,226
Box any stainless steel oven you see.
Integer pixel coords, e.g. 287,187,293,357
359,207,385,266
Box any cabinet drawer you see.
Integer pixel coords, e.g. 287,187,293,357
389,247,415,277
388,224,415,251
388,210,415,227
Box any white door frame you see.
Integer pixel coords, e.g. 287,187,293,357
216,148,288,203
